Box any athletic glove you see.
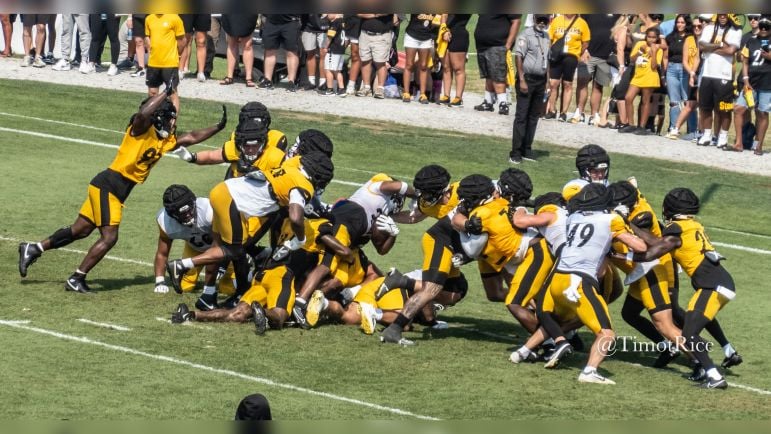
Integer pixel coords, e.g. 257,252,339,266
154,277,170,294
451,253,465,268
464,215,483,235
216,105,227,131
164,80,174,97
563,286,582,303
375,215,400,236
170,146,196,163
284,236,306,251
613,204,630,220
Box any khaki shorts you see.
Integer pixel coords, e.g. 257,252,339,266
359,31,392,63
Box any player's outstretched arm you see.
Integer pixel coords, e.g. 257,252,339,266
176,105,227,148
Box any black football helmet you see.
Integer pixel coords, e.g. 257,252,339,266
567,183,611,214
576,144,610,184
239,101,271,130
608,180,639,209
152,98,177,139
413,165,451,207
288,129,334,159
235,120,268,167
458,174,495,210
163,184,196,227
533,192,565,213
498,168,533,205
300,151,335,190
662,187,700,220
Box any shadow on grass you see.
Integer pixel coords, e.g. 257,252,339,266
19,275,154,292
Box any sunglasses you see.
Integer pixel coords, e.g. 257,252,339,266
694,25,703,29
749,16,761,21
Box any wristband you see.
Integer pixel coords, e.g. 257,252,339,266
743,76,750,80
156,276,166,284
398,181,408,195
625,252,634,262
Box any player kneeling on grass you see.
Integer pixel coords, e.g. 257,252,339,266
18,91,227,293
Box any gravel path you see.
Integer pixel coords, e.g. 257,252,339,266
1,57,768,177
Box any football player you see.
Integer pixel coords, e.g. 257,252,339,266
18,92,227,293
574,144,610,185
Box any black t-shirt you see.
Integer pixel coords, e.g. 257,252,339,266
267,15,301,25
583,14,618,59
448,14,471,31
665,31,688,63
745,37,771,90
741,31,758,52
405,14,439,41
301,14,328,32
344,15,361,38
360,14,393,34
474,14,522,52
327,19,346,55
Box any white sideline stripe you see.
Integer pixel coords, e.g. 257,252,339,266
617,361,771,395
0,235,153,267
0,320,440,420
77,318,132,331
711,227,771,240
712,242,771,256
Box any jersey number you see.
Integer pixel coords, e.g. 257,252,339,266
751,49,765,66
138,147,161,166
566,223,595,247
189,233,213,249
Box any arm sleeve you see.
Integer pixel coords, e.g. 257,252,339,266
514,35,527,57
580,20,590,43
662,222,683,237
174,16,186,37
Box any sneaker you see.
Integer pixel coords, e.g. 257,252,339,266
430,320,448,330
474,101,494,111
498,102,510,115
681,131,697,141
107,64,118,76
665,128,679,139
306,290,325,327
21,55,31,67
633,127,652,136
721,352,743,369
43,53,55,65
380,323,414,346
116,58,134,69
291,305,310,330
257,77,274,89
544,340,573,369
508,156,522,165
195,293,219,311
543,111,557,120
302,82,317,91
589,113,600,126
437,95,450,105
79,62,95,74
570,113,585,124
687,363,707,382
130,67,145,77
32,56,46,68
52,58,71,71
336,88,347,97
375,268,404,299
318,87,335,96
286,82,298,92
345,85,356,96
373,86,385,99
355,86,372,97
178,69,186,80
197,72,206,82
221,294,241,309
578,370,616,385
698,377,728,389
557,113,567,122
65,274,93,294
251,301,268,335
653,348,680,368
171,303,192,324
509,349,538,364
522,151,537,162
419,94,429,104
696,135,712,146
449,97,463,107
18,242,42,278
401,92,412,102
165,259,189,294
359,302,378,335
619,125,638,134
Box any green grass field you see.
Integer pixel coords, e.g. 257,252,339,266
1,78,770,420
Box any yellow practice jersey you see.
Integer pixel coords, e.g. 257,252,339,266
471,197,526,271
548,15,591,58
222,129,289,177
263,165,315,207
611,195,671,273
661,219,716,278
630,41,664,88
145,14,185,68
108,125,178,184
419,181,460,219
277,216,331,254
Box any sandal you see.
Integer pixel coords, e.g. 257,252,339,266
722,146,742,152
245,79,255,88
220,77,234,85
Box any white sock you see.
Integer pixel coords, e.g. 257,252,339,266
346,81,355,89
752,140,759,150
374,308,384,321
75,268,87,276
702,129,712,141
181,258,194,269
543,338,555,346
36,242,44,252
308,76,316,85
582,366,597,375
319,78,326,86
518,346,532,357
497,92,508,104
706,367,722,381
485,91,495,104
203,285,216,295
717,129,729,146
723,343,736,358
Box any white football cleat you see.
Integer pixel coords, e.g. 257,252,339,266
358,302,378,335
578,371,616,385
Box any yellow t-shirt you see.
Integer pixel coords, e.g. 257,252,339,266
548,15,590,58
630,41,663,88
471,197,526,272
145,14,185,68
262,165,315,207
108,126,178,184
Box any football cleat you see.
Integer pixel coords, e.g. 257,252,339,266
721,352,743,369
698,377,728,390
375,268,403,299
473,101,494,112
18,242,42,278
653,348,680,369
65,274,93,294
359,302,378,335
251,301,268,335
195,293,219,311
165,259,189,294
221,294,241,310
292,305,310,330
380,323,414,346
578,371,616,385
306,290,325,328
510,349,538,364
544,340,573,369
687,364,707,382
171,303,192,324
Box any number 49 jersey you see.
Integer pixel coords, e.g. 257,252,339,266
557,211,630,278
156,197,214,252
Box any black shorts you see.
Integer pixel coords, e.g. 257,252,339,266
477,46,508,83
688,85,698,101
698,77,735,112
221,14,258,38
132,14,147,38
611,66,634,100
262,19,301,53
549,55,578,82
21,14,53,26
145,67,180,90
448,27,469,53
180,14,211,33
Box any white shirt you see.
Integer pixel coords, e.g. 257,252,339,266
557,211,626,278
224,177,280,218
537,204,568,256
700,23,742,80
156,198,214,252
347,178,397,231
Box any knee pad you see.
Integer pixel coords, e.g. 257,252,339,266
50,227,74,249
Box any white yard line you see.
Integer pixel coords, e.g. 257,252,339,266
710,227,771,240
0,235,153,267
0,320,440,420
77,318,132,331
712,242,771,256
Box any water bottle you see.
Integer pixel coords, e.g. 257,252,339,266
543,88,550,103
127,27,132,38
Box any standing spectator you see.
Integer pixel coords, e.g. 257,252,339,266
129,14,147,77
343,15,362,95
116,15,136,69
260,14,302,91
356,14,396,98
730,14,763,149
301,14,329,91
731,16,770,155
53,14,91,72
663,15,698,138
220,14,258,87
545,14,590,121
667,15,703,140
473,14,522,115
0,14,13,57
321,14,347,96
88,13,120,75
619,27,663,135
510,14,550,164
178,14,211,82
402,14,442,104
203,15,222,80
573,14,618,125
439,14,471,106
696,14,742,147
20,14,48,67
145,14,185,111
41,14,56,64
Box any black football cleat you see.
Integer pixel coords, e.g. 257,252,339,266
195,293,219,311
291,305,310,330
18,242,42,278
473,101,494,112
380,323,414,346
544,340,573,369
165,259,189,294
251,301,268,335
698,377,728,390
65,274,93,294
375,268,404,299
653,348,680,369
221,294,241,310
171,303,192,324
568,333,585,352
721,352,743,369
687,363,707,382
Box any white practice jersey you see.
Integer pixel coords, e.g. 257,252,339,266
224,176,280,218
537,204,568,256
556,211,628,277
347,175,398,231
156,198,214,252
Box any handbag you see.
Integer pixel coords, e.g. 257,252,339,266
549,16,578,61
